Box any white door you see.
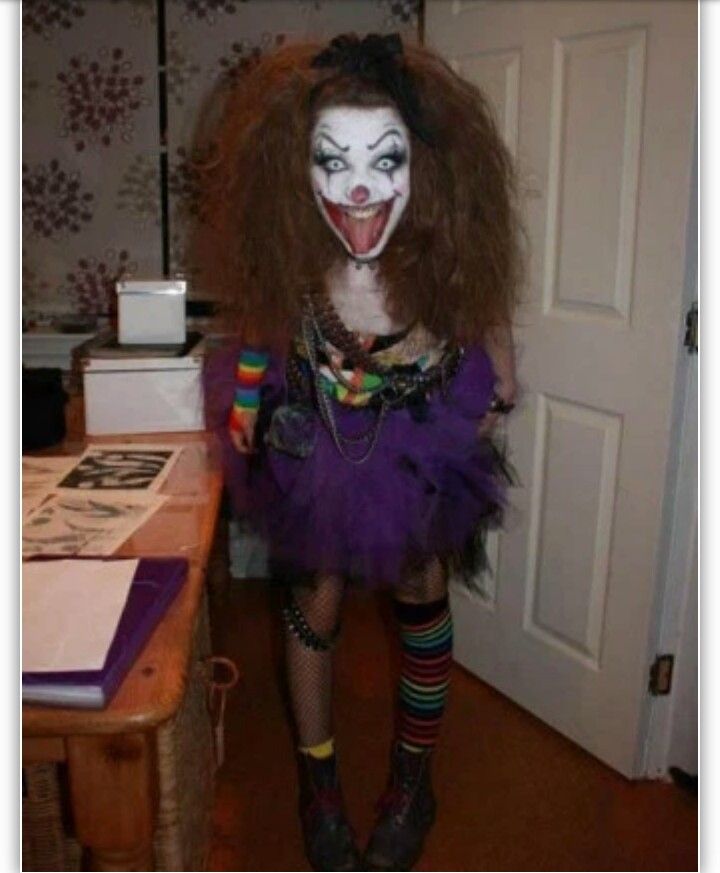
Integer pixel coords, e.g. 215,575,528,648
425,0,697,777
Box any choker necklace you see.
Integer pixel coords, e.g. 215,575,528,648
351,257,379,272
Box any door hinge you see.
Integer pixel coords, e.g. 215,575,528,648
684,302,698,354
649,654,675,696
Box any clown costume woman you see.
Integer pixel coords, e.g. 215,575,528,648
199,33,522,872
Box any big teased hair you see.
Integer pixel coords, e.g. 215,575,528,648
189,39,523,348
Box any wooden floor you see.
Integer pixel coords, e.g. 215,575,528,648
207,580,697,872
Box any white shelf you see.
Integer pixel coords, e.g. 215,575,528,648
22,331,96,371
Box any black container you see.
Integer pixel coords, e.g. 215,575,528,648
22,368,68,451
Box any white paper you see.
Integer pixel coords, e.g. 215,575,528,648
23,559,139,672
22,490,166,557
22,456,79,516
55,444,182,493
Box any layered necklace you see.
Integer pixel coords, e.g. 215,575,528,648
301,296,388,464
297,293,462,464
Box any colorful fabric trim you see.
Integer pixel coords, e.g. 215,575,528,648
229,348,269,430
236,349,269,385
299,737,335,760
394,597,453,753
234,387,262,410
321,365,385,407
294,324,445,408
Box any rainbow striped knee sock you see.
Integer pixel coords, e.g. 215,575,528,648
394,596,453,754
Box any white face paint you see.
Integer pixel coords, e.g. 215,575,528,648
310,105,411,261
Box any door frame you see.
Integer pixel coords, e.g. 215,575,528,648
639,119,698,779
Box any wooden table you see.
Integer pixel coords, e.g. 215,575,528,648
23,430,224,871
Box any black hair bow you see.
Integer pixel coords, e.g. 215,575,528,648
311,33,434,146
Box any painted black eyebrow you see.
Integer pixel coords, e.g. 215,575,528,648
315,131,350,153
367,128,403,150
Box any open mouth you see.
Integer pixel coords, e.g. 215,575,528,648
321,196,394,256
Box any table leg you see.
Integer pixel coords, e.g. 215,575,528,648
66,732,158,871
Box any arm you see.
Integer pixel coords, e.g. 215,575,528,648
484,322,517,404
479,322,517,436
228,348,269,453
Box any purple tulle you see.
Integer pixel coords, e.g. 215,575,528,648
203,341,507,587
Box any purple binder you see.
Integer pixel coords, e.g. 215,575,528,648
23,557,188,709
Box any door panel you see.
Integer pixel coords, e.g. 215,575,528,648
426,0,697,776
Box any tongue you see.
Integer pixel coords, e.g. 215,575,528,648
341,212,384,254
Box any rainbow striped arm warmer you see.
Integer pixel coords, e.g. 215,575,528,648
229,348,269,431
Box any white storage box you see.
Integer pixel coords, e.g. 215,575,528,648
83,339,206,435
117,280,186,345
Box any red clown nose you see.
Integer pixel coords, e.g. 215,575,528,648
349,185,370,204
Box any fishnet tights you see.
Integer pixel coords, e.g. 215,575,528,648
285,574,345,749
284,559,449,749
394,555,448,604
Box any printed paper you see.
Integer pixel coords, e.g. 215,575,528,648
22,491,166,557
56,445,181,493
22,456,79,516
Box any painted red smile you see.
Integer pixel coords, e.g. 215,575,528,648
321,196,394,255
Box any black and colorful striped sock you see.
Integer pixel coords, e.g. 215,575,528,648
393,596,453,754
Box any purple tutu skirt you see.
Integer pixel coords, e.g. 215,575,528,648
204,342,508,588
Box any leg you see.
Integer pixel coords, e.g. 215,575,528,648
284,573,345,750
365,557,452,871
393,556,452,754
282,574,359,871
393,554,449,606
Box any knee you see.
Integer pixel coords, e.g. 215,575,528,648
395,557,448,605
292,574,345,638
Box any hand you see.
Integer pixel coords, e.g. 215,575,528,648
229,409,259,454
477,378,517,437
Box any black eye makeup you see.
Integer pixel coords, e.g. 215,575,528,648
312,149,348,175
372,148,407,174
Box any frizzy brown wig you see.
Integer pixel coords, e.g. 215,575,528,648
189,38,524,347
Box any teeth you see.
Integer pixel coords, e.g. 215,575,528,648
342,204,383,220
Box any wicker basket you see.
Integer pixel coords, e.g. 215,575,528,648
22,763,82,872
22,592,226,872
153,591,216,871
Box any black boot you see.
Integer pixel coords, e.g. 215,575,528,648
364,745,437,871
297,751,361,871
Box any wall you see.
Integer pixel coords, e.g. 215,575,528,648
22,0,421,324
23,0,161,322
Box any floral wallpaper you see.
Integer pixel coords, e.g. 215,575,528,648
23,0,159,322
23,0,421,322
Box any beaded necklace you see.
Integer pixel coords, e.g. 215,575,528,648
302,302,388,464
300,296,463,464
